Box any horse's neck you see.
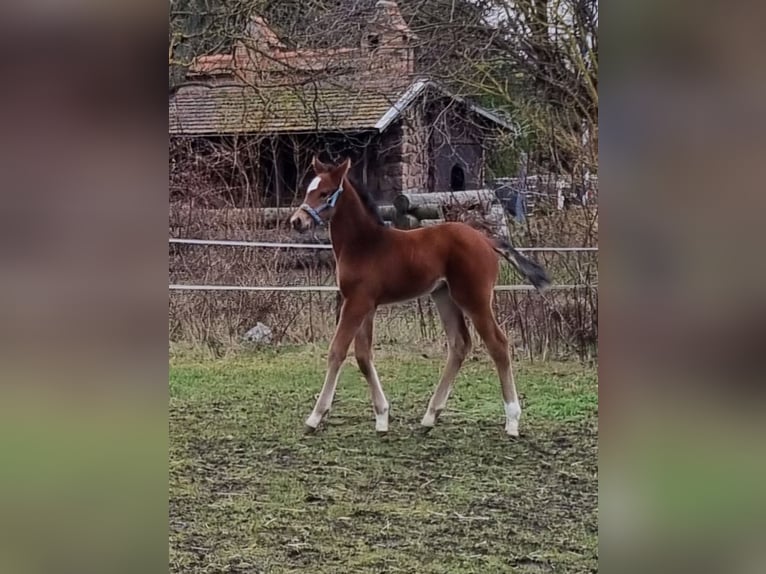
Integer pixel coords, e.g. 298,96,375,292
329,187,378,254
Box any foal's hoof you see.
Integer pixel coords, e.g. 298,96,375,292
505,423,520,438
304,412,325,433
420,409,441,429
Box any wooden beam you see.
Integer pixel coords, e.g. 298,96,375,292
392,189,510,240
273,143,281,207
487,203,511,242
408,204,443,220
393,212,421,229
394,189,497,213
175,205,398,229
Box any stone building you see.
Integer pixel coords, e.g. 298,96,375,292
169,0,513,206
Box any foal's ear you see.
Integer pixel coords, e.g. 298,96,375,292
332,157,351,181
312,155,331,174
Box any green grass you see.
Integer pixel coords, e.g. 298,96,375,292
170,346,598,573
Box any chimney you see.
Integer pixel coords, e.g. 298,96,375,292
234,14,286,80
235,15,284,61
363,1,415,84
370,1,414,44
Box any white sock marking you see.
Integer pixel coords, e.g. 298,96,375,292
365,364,389,432
505,400,521,436
375,407,389,432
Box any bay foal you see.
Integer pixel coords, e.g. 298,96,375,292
289,157,550,437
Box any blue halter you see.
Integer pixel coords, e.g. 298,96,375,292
300,183,344,226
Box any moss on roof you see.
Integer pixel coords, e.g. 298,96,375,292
169,83,399,135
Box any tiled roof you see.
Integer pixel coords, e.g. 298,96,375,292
168,78,514,136
169,83,400,135
190,54,234,75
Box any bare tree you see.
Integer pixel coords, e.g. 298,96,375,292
170,0,597,175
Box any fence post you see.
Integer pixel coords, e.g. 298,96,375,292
334,292,342,325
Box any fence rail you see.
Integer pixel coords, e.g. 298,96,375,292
169,238,598,253
170,284,597,292
169,237,598,292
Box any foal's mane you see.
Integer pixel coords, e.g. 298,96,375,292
346,176,385,226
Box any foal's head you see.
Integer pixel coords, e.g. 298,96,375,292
289,156,351,232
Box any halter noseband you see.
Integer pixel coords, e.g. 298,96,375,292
300,183,344,226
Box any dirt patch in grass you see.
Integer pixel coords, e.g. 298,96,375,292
170,348,598,573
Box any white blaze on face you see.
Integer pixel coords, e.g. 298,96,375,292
290,175,324,228
306,176,321,198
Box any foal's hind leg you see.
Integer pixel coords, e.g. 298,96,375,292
467,306,521,437
421,287,472,428
305,297,373,431
451,280,521,437
354,310,389,432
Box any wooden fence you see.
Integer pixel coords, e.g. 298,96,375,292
211,189,512,239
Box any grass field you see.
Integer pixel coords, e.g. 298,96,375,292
170,346,598,573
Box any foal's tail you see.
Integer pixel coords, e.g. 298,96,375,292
492,238,551,292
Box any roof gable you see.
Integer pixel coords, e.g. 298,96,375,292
374,78,515,132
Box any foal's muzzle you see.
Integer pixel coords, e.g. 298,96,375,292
289,211,312,232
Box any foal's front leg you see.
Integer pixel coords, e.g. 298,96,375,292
354,311,389,433
305,297,373,431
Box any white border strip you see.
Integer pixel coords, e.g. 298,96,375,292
169,238,597,253
169,284,597,292
171,238,332,249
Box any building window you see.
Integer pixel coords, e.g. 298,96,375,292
450,164,465,191
367,34,380,52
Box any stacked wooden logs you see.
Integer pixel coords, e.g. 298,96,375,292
391,189,510,241
240,205,399,229
181,189,511,239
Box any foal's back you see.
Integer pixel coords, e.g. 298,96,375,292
356,222,500,305
393,221,498,266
